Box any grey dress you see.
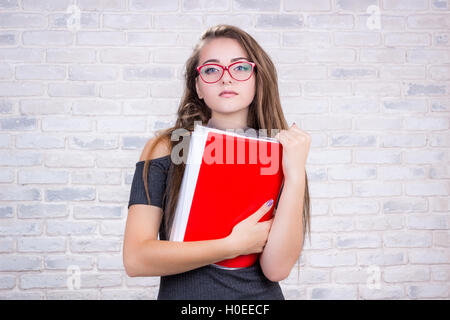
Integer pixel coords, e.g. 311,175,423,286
127,135,285,300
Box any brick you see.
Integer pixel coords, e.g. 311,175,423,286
47,83,96,97
0,0,19,9
100,48,150,64
100,83,148,98
127,32,177,46
334,31,381,46
359,285,405,299
0,255,41,271
154,14,202,29
429,65,450,80
278,65,326,80
48,12,99,29
0,275,15,289
431,0,449,10
46,48,96,63
0,32,16,46
308,252,356,267
329,166,377,180
311,216,354,232
331,97,378,113
73,206,122,219
382,198,428,214
330,133,376,147
383,231,432,248
383,0,428,10
305,81,352,96
0,116,37,130
0,13,46,28
380,65,426,80
360,48,405,63
383,265,429,282
407,284,448,298
285,0,331,11
69,65,119,81
103,14,152,29
18,237,66,253
431,99,450,111
384,32,430,46
205,15,253,30
355,13,405,31
70,238,122,253
45,187,96,201
234,0,280,11
22,0,71,10
380,134,427,148
357,250,406,266
334,268,371,284
183,0,229,11
434,32,450,46
22,31,73,46
0,82,44,97
46,291,99,300
310,286,357,299
20,273,67,289
130,0,178,11
409,249,450,264
78,0,126,11
0,187,40,202
18,169,68,184
46,221,98,236
382,98,427,112
41,117,93,131
407,14,450,29
404,117,448,130
16,133,65,149
256,14,304,28
407,49,450,63
308,14,353,29
77,31,126,46
355,215,404,231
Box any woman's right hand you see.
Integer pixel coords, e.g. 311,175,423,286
226,199,275,258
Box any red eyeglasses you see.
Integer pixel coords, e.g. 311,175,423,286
196,61,256,83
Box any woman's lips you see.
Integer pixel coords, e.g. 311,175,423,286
219,93,238,98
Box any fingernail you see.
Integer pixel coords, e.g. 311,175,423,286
266,199,274,207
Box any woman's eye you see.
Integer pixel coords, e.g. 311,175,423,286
233,64,250,71
204,67,219,74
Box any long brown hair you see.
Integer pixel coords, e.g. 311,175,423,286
142,24,311,246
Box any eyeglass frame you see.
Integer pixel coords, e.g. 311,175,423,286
196,60,256,84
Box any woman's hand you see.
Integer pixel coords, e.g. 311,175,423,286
275,123,311,184
226,199,275,258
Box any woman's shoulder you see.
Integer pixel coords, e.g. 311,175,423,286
139,135,171,162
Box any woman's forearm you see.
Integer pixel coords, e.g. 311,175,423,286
129,237,237,277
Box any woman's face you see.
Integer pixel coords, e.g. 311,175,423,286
195,37,256,117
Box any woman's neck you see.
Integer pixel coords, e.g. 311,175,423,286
206,117,250,131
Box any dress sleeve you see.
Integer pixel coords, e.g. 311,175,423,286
128,158,169,210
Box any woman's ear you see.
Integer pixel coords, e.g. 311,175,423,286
195,77,203,100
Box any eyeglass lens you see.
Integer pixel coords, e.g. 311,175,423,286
199,62,253,82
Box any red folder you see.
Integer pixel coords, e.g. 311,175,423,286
169,125,284,268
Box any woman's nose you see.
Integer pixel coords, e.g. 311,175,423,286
221,69,233,82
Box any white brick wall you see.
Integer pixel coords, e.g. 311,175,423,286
0,0,449,300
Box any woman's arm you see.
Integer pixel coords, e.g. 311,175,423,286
258,174,305,282
259,123,310,282
130,237,236,277
123,204,237,277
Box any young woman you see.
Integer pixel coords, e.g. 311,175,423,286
123,24,311,300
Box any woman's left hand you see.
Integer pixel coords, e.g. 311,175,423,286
274,122,311,184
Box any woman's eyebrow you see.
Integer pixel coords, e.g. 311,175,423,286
201,57,249,65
